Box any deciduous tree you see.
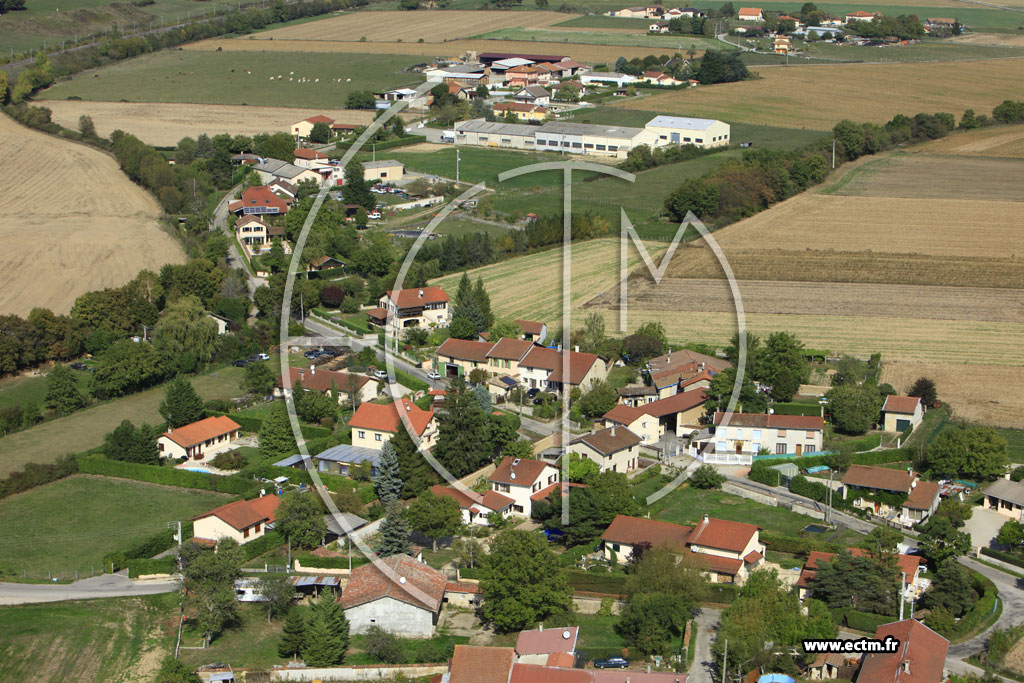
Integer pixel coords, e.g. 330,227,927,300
406,488,463,551
276,492,327,550
480,530,571,633
44,363,86,416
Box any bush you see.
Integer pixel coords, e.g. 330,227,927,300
0,453,80,500
759,531,844,555
833,607,893,632
364,626,404,664
981,546,1024,569
567,571,626,595
211,449,247,470
241,530,285,561
395,369,428,393
706,584,739,604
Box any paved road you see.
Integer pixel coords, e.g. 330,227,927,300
302,316,428,386
0,574,178,605
214,184,265,296
690,607,721,683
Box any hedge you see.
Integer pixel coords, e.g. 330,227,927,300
706,584,738,604
833,607,895,632
334,135,426,151
752,448,913,472
77,454,259,495
242,530,286,561
760,531,843,556
568,571,627,596
0,453,81,500
122,557,176,576
395,369,428,393
294,553,370,570
458,567,484,580
981,547,1024,570
952,572,999,637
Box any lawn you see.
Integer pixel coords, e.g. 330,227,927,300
471,28,729,51
0,592,178,682
0,361,259,477
792,40,1024,62
554,15,653,30
607,365,639,388
649,485,840,536
0,475,232,577
576,612,630,659
38,51,424,107
178,601,287,671
999,428,1024,464
0,369,91,412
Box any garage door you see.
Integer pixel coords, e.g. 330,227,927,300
896,419,911,431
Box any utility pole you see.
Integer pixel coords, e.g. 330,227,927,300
456,147,461,184
827,468,833,525
722,639,728,683
831,139,836,169
899,572,906,619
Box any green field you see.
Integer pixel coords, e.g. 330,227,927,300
471,27,730,51
37,51,424,107
1000,428,1024,464
649,485,865,542
430,217,517,240
749,1,1024,29
0,361,258,477
554,15,654,29
0,370,91,412
0,593,177,682
743,38,1024,63
0,475,231,575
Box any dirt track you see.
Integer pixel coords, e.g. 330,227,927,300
43,101,382,147
0,114,184,316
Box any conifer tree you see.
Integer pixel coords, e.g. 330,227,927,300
159,375,205,428
278,608,306,659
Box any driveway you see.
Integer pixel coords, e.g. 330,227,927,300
0,574,178,605
690,607,721,683
965,507,1008,551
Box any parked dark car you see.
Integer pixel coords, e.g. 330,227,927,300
232,359,249,367
594,657,629,669
527,388,541,399
318,350,338,358
70,362,88,371
303,350,321,359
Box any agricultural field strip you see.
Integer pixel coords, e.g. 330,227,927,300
910,123,1024,157
880,361,1024,428
825,153,1024,200
470,27,727,50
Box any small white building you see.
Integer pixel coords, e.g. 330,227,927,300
430,484,514,525
580,71,638,88
192,494,280,546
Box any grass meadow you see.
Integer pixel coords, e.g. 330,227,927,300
471,27,728,51
0,475,230,575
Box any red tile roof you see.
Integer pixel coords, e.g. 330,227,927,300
384,286,450,308
516,626,579,655
842,464,915,493
235,215,268,228
229,185,292,214
445,581,480,594
712,412,824,431
449,644,514,683
859,619,948,683
648,349,730,376
602,404,647,426
846,10,875,17
696,553,743,576
193,494,280,532
547,351,600,385
348,398,433,436
688,516,759,553
341,553,447,612
487,337,535,361
304,114,334,124
744,550,763,564
642,390,707,418
602,515,692,553
437,338,493,363
161,416,241,448
547,652,576,668
490,455,553,486
799,549,922,588
294,148,328,161
430,484,513,512
515,319,545,336
570,426,640,456
280,366,370,394
904,481,940,510
883,395,921,414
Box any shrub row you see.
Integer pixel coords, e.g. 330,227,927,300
760,531,844,556
122,557,177,576
0,453,81,500
76,454,259,495
981,547,1024,570
951,572,999,637
567,571,627,596
833,607,894,632
458,567,484,580
242,530,285,561
395,369,428,393
334,135,426,152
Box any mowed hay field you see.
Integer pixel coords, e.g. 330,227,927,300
910,123,1024,158
0,115,183,317
431,238,665,326
614,60,1024,130
881,362,1024,428
254,10,569,43
43,101,382,147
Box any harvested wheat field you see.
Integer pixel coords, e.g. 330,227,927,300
828,154,1024,200
954,32,1024,47
881,362,1024,428
0,115,184,316
614,60,1024,129
256,10,570,43
184,36,663,62
43,101,382,147
431,238,665,326
913,124,1024,158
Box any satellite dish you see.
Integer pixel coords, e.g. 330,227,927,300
510,472,516,479
399,577,407,584
562,630,571,639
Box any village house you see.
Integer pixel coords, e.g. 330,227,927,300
602,404,662,445
642,70,683,84
983,478,1024,521
448,642,690,681
157,415,242,461
797,549,926,601
651,361,715,398
515,626,579,666
601,514,765,584
882,395,924,432
774,35,794,53
842,465,941,526
228,185,292,216
206,312,232,336
430,483,514,526
267,178,298,199
738,6,764,21
857,619,948,683
493,102,551,122
348,398,437,451
435,338,494,377
517,345,608,395
307,255,344,272
342,553,447,638
649,20,670,33
235,215,271,248
489,455,561,517
253,158,323,186
602,389,707,445
844,10,877,22
570,425,643,473
192,493,280,545
368,286,450,336
291,114,334,140
275,366,378,406
697,412,825,465
293,148,330,168
515,319,547,343
504,64,541,88
616,384,658,407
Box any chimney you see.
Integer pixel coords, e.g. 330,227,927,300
574,345,579,353
902,661,910,675
611,426,616,437
310,364,316,376
539,623,543,631
703,514,709,524
299,368,305,380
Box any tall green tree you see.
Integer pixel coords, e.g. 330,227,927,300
342,160,374,210
432,376,491,477
103,420,159,464
393,426,433,498
810,549,901,615
302,591,349,666
259,403,298,460
704,366,766,414
406,488,463,551
922,563,976,618
826,383,882,435
918,516,971,566
276,493,327,550
257,572,296,623
159,375,205,427
925,426,1008,481
760,331,809,401
378,501,412,557
278,608,306,659
375,439,403,504
242,362,276,396
480,530,571,633
44,363,86,416
908,377,937,406
182,540,244,647
152,296,219,365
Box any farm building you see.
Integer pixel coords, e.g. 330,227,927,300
534,121,656,159
881,395,923,432
737,7,764,21
476,51,570,66
362,159,405,182
646,115,731,148
580,71,638,88
642,70,683,85
342,553,447,637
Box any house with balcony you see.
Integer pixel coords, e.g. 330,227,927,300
368,286,451,337
697,412,825,465
569,426,643,473
488,455,560,517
